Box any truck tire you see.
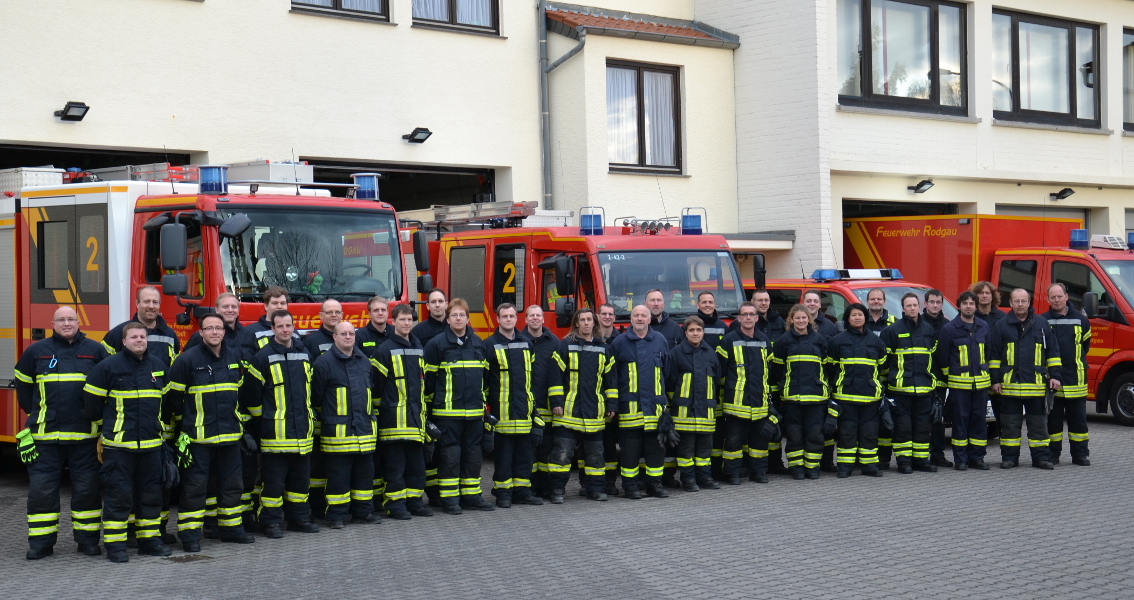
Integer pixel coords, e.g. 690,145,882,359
1109,373,1134,426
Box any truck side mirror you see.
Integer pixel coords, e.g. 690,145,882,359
160,223,188,271
417,274,433,294
1082,292,1099,318
218,213,252,239
751,253,766,291
554,256,575,296
161,273,188,296
555,297,575,328
412,230,430,273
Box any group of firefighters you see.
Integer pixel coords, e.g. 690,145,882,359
15,278,1092,563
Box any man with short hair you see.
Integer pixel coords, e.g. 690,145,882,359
520,305,560,499
412,289,449,345
596,303,619,343
922,289,952,468
238,286,294,360
743,289,787,474
645,289,683,348
83,322,173,562
610,305,670,499
243,310,320,538
185,293,244,351
990,289,1061,470
356,296,390,357
16,306,110,560
304,299,344,358
878,293,939,474
718,302,774,485
936,291,991,470
1041,283,1090,466
595,303,620,495
103,286,181,367
312,322,380,528
865,288,896,334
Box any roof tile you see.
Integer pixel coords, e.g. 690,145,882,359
546,9,717,41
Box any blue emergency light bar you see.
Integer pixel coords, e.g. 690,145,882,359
199,165,229,195
580,206,605,235
681,214,702,235
1128,232,1134,251
811,268,904,282
1070,229,1090,250
351,173,380,200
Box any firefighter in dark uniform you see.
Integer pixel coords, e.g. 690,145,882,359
168,314,256,551
879,293,939,474
237,286,294,358
546,308,618,503
989,288,1062,469
303,299,343,358
922,289,952,468
610,305,670,498
15,306,109,560
668,316,723,491
184,292,244,351
83,321,173,562
243,310,320,538
936,291,992,470
1041,283,1092,465
594,304,620,496
645,289,682,487
692,293,730,480
484,303,544,508
355,296,391,502
863,288,897,468
423,299,495,514
718,301,774,484
804,289,839,472
744,289,789,474
772,304,829,480
311,321,380,528
971,281,1006,427
372,304,433,520
520,305,560,499
412,288,450,345
825,304,887,478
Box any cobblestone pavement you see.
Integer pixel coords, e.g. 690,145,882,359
1,415,1131,599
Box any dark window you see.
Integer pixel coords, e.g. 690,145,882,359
820,291,849,323
837,0,967,115
991,10,1099,128
769,289,802,322
606,61,682,173
412,0,497,33
293,0,388,19
39,222,69,290
493,244,525,311
449,246,486,313
1123,30,1134,131
1052,261,1112,315
997,259,1037,307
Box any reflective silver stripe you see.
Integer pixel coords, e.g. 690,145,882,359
318,343,332,352
268,354,285,363
494,342,530,350
287,353,310,361
735,341,767,348
1046,319,1082,326
704,328,726,335
568,344,606,353
391,349,424,356
148,335,176,346
255,330,274,339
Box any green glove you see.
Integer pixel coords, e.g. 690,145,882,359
174,432,193,468
16,429,37,464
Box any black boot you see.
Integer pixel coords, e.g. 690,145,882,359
681,479,700,492
837,465,853,479
791,467,805,481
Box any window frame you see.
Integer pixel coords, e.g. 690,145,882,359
837,0,969,116
991,9,1100,129
292,0,389,21
606,59,683,174
449,245,487,313
412,0,499,34
38,221,71,291
1123,28,1134,131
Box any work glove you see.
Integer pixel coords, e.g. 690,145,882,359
422,443,435,463
482,411,498,454
161,443,181,490
529,417,544,448
930,396,945,425
240,433,258,454
879,399,895,432
174,432,194,468
759,409,781,444
425,420,443,443
656,411,680,448
1044,383,1056,415
822,400,840,437
16,428,38,464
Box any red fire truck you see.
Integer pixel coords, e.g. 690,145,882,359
844,214,1134,424
0,165,428,442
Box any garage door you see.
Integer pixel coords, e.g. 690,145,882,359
996,205,1089,231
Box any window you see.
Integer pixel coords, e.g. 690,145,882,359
449,246,486,313
607,61,681,172
819,291,849,323
78,215,106,294
997,259,1037,307
293,0,388,19
39,222,69,290
1052,261,1111,314
991,10,1099,128
1124,30,1134,131
412,0,496,32
493,244,525,310
768,289,802,322
837,0,967,114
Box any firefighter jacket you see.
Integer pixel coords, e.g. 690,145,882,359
922,309,948,337
303,327,335,357
372,333,426,443
424,329,488,420
976,308,1006,326
667,339,722,433
547,335,617,433
355,322,390,358
185,320,244,352
14,331,109,443
696,310,727,350
772,328,829,403
103,314,180,368
167,342,247,445
729,311,786,338
82,349,170,451
716,328,772,420
989,308,1062,398
865,310,896,336
484,329,536,435
519,326,560,420
239,315,304,360
411,316,449,346
650,311,684,348
1041,307,1091,398
879,314,938,395
935,317,991,391
825,327,887,403
243,340,314,454
311,345,378,453
609,329,669,430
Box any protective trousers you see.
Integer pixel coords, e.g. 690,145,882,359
372,451,386,501
548,427,604,494
309,445,327,520
711,417,725,478
178,443,247,543
531,427,555,497
381,441,426,513
492,432,535,501
240,445,260,531
878,419,894,467
618,427,665,492
428,418,484,507
323,452,375,521
258,452,311,527
600,421,619,491
677,431,713,483
782,403,825,472
100,448,163,553
767,395,785,472
1047,397,1089,460
891,393,932,467
26,440,101,550
998,396,1052,464
836,402,880,470
949,389,988,465
722,416,768,479
931,388,949,461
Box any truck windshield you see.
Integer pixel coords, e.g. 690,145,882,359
851,287,959,320
218,208,402,303
1100,260,1134,309
598,251,745,317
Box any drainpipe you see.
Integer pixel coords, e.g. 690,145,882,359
539,1,586,210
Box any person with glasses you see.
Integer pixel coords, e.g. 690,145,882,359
15,306,110,560
304,299,345,358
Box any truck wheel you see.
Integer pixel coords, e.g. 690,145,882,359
1109,373,1134,426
